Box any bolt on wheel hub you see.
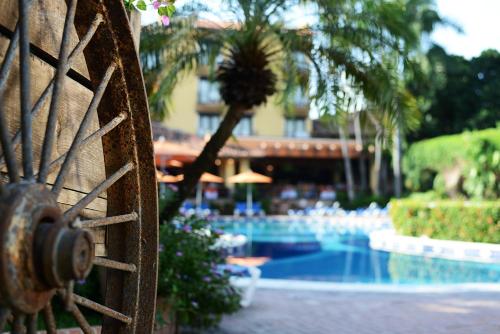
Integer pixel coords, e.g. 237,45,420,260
0,184,94,314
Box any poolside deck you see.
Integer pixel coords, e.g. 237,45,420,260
211,288,500,334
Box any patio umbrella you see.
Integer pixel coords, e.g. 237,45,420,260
228,170,272,216
177,172,224,210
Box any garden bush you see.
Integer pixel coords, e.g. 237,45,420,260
390,199,500,243
403,127,500,198
157,215,241,331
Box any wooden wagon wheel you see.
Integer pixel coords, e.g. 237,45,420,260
0,0,158,333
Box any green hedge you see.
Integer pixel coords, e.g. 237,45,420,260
403,128,500,193
390,199,500,243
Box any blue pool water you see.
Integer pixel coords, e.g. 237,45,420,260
214,218,500,284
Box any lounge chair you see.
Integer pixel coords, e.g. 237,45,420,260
217,264,261,308
234,202,264,216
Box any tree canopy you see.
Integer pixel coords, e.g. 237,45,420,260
411,47,500,140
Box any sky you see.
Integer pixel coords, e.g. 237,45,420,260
431,0,500,59
141,0,500,59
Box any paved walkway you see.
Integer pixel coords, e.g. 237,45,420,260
212,289,500,334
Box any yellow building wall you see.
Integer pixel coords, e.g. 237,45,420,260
163,72,312,138
162,72,199,134
253,97,285,137
253,99,312,137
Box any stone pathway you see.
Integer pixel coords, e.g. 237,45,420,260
211,289,500,334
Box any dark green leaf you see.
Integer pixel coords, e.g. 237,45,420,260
135,0,147,11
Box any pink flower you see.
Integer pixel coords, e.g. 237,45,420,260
153,1,161,10
161,15,170,26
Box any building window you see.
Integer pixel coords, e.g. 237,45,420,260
198,113,220,136
197,78,221,104
293,87,309,107
233,116,253,136
285,117,308,138
293,52,309,71
199,53,224,66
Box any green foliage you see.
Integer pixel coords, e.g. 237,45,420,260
463,138,500,199
157,216,241,329
217,26,278,108
158,185,179,220
411,47,500,140
403,127,500,196
124,0,176,22
140,1,311,120
406,190,441,201
390,199,500,243
336,191,390,210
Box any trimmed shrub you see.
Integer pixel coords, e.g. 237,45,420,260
390,199,500,243
462,138,500,199
403,128,500,197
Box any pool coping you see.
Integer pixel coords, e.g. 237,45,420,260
254,278,500,293
370,229,500,264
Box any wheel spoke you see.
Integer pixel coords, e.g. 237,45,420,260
0,104,19,182
0,25,19,92
0,308,10,332
52,62,117,195
73,294,132,325
19,0,34,180
12,313,25,334
0,0,34,92
47,112,127,175
63,162,134,222
69,305,95,334
78,212,138,228
0,13,104,168
42,304,57,334
38,0,78,183
93,257,137,272
26,313,37,334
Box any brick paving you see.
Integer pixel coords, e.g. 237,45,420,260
211,289,500,334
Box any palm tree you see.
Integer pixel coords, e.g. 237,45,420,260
141,1,313,219
316,0,443,198
366,109,385,196
353,112,368,193
142,0,442,219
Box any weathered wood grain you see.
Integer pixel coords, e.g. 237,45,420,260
0,0,91,79
0,34,108,211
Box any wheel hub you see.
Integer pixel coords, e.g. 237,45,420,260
0,184,94,314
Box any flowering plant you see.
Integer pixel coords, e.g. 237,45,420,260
124,0,176,26
157,215,241,329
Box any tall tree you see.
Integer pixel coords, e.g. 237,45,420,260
353,113,368,193
411,47,500,141
317,0,443,198
142,0,443,219
142,1,313,220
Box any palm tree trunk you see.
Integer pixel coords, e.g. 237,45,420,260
373,133,383,196
367,112,383,197
338,125,355,201
392,124,403,198
161,104,246,222
354,114,368,193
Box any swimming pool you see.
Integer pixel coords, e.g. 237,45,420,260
213,217,500,285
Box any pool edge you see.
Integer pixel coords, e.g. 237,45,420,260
254,279,500,293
